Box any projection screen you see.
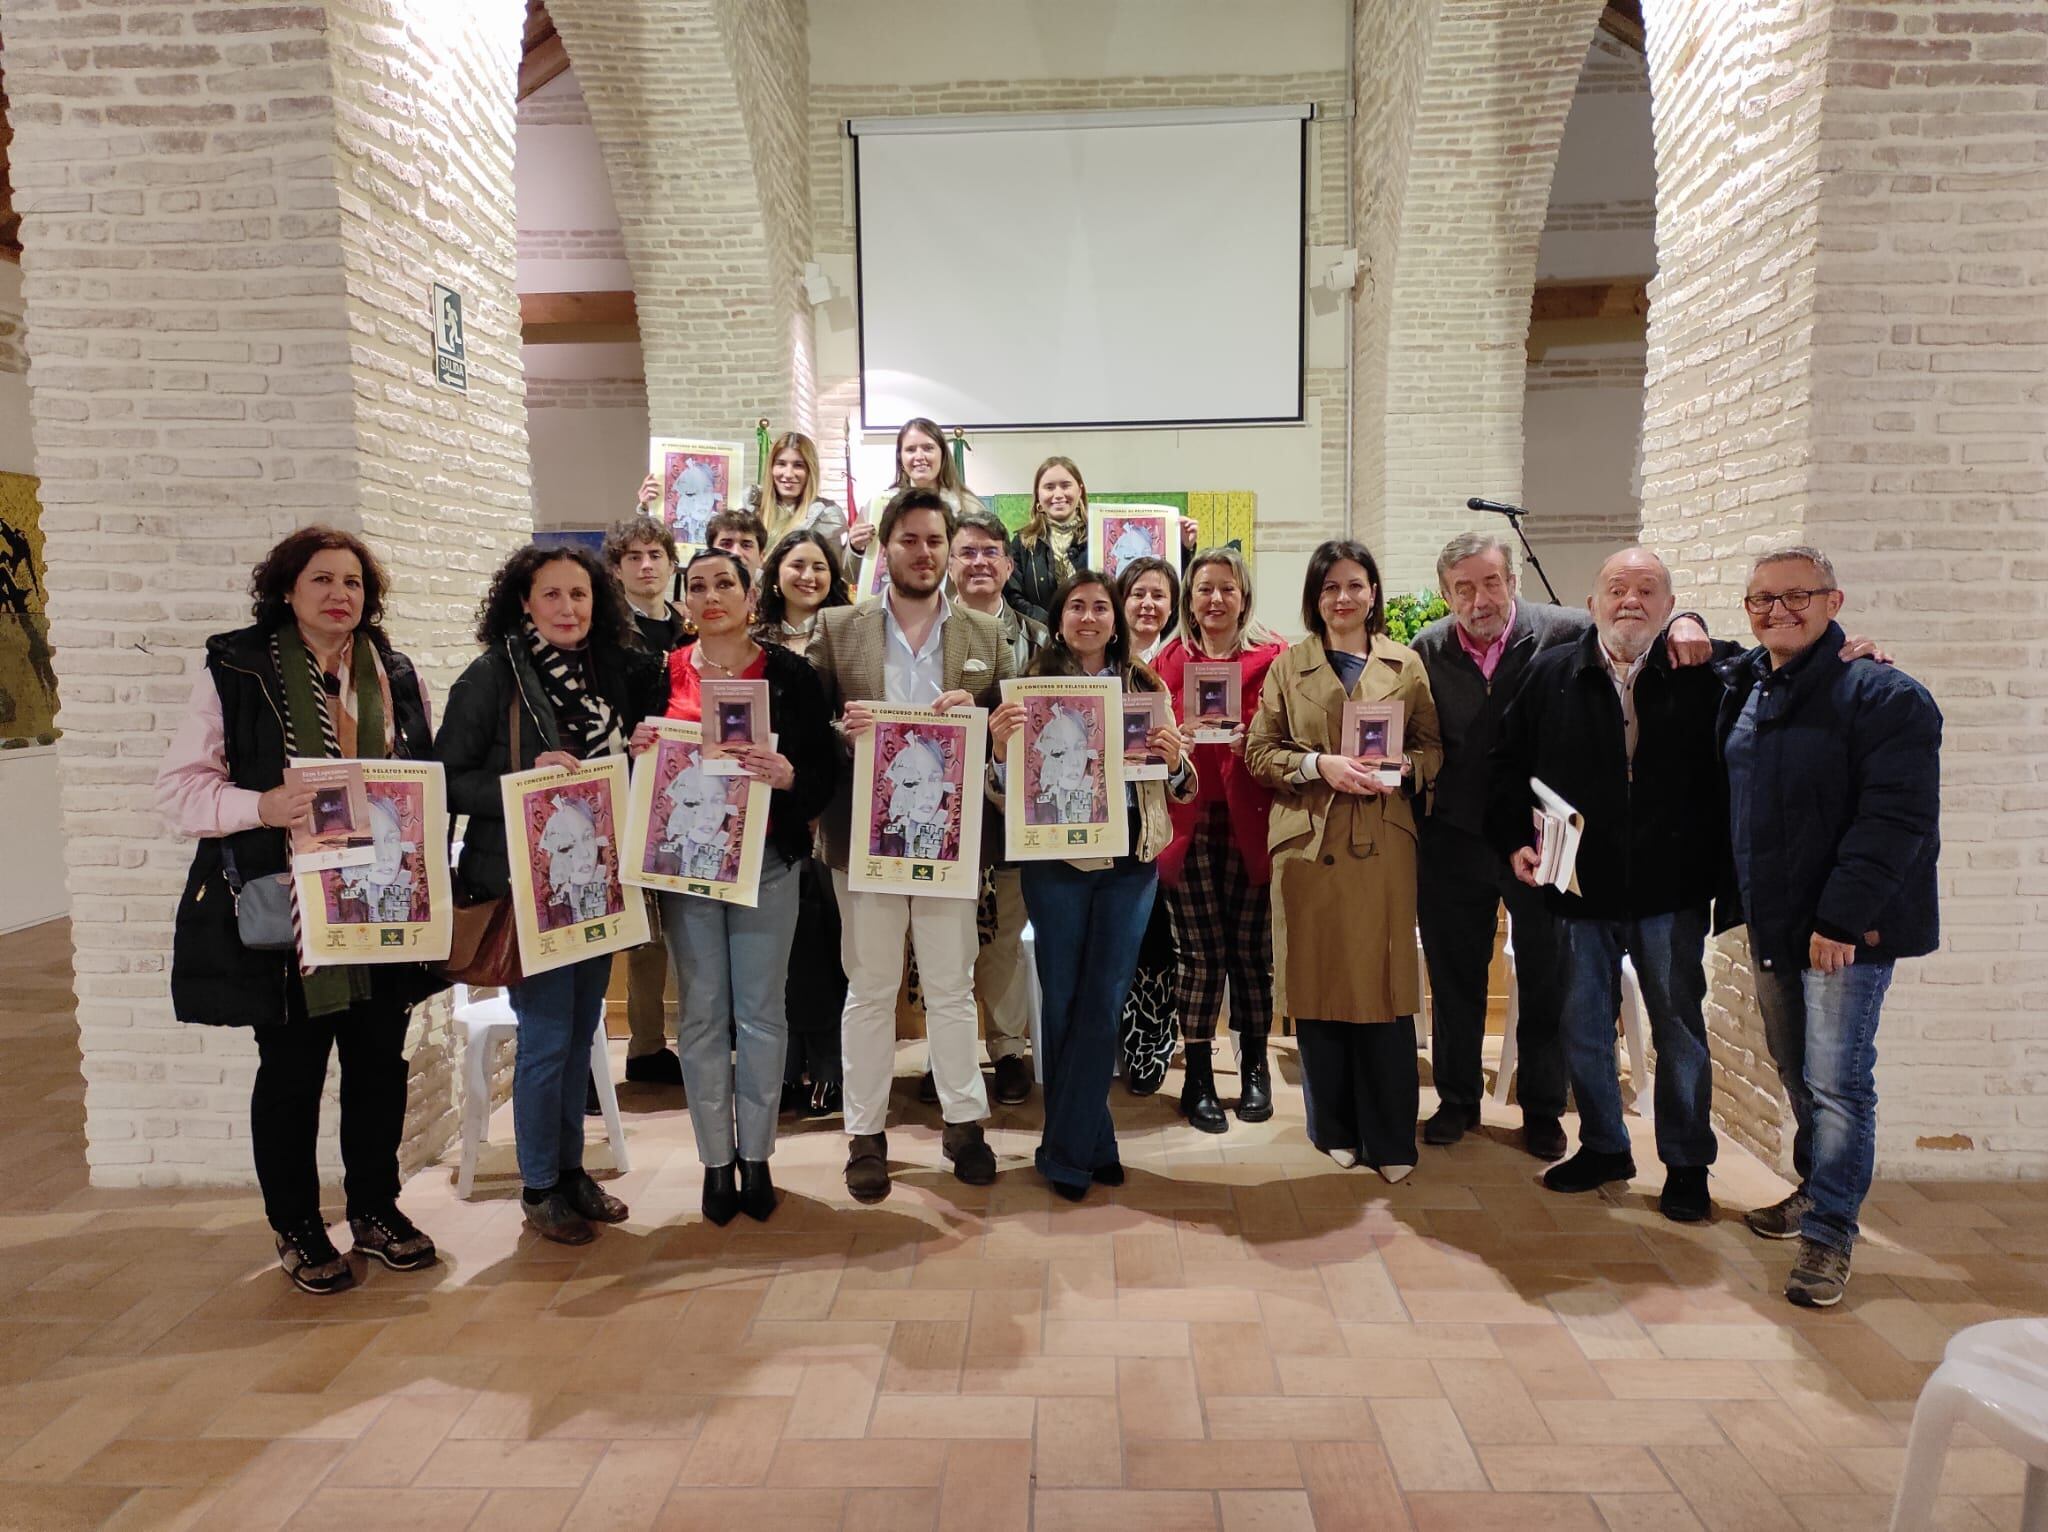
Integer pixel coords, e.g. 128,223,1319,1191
850,106,1309,432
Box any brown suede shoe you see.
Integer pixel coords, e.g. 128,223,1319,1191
845,1133,891,1203
941,1121,998,1186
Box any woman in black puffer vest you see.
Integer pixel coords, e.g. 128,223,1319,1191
158,526,445,1296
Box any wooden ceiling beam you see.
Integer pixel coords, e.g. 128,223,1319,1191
519,0,569,101
521,289,638,345
1598,1,1646,53
1530,278,1650,324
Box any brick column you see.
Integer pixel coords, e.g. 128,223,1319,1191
1352,0,1607,592
8,0,530,1187
547,0,814,444
1642,0,2048,1175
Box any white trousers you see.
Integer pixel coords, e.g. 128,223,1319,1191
833,870,989,1136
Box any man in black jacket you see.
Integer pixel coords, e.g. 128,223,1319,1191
1488,547,1742,1222
1413,532,1712,1159
1720,547,1940,1309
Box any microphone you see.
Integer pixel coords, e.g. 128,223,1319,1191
1466,498,1528,517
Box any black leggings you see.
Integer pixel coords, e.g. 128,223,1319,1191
251,981,411,1233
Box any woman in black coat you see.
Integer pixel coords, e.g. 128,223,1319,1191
630,549,837,1225
435,544,665,1248
158,526,445,1295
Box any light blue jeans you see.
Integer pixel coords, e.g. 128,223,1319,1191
661,853,802,1166
1753,960,1893,1253
507,953,614,1192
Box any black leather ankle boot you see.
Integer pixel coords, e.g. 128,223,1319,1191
1179,1046,1228,1134
702,1163,740,1226
1237,1038,1274,1123
737,1159,776,1222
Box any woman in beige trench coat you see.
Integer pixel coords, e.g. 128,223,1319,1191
1246,539,1441,1180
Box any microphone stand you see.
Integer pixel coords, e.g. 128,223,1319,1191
1501,508,1561,604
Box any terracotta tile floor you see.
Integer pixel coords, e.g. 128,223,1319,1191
1,922,2042,1530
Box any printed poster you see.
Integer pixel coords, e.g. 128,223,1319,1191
1001,677,1127,862
501,755,650,975
1121,692,1171,782
620,718,769,906
648,436,744,550
1086,504,1176,585
293,761,453,967
284,758,373,872
848,704,987,899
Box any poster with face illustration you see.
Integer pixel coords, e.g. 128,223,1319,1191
293,761,453,968
1086,505,1175,585
501,755,650,974
619,718,769,907
855,540,891,603
1001,677,1127,861
848,705,987,898
648,437,744,549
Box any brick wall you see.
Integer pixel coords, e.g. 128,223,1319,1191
1642,0,2048,1177
548,0,814,446
9,0,529,1188
1368,0,1610,593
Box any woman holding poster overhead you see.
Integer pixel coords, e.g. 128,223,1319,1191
437,545,664,1246
630,549,835,1225
748,431,853,577
157,526,445,1295
1245,540,1441,1182
1151,547,1288,1132
989,570,1195,1200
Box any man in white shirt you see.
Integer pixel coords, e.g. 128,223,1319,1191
809,490,1016,1201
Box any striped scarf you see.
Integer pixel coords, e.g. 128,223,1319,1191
523,620,619,758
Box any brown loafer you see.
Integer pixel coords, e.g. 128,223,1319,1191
522,1190,595,1246
942,1122,997,1186
845,1133,891,1203
562,1168,629,1225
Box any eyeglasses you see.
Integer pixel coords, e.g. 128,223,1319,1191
952,547,1007,564
1742,588,1835,615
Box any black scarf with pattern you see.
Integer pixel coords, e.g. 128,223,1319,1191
523,619,618,758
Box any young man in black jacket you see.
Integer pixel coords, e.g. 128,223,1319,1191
1719,547,1940,1308
1412,531,1713,1159
1488,548,1743,1223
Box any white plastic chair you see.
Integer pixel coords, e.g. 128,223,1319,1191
1491,926,1653,1119
452,981,629,1198
1891,1317,2048,1531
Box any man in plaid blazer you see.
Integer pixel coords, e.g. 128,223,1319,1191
809,489,1015,1202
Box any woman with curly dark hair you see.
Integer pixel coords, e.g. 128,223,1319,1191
752,526,850,657
156,525,445,1296
435,543,665,1246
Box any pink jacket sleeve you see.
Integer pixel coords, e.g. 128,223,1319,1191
155,670,266,838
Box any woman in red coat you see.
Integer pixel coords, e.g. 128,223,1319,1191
1150,547,1287,1132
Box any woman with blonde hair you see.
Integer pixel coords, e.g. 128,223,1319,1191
749,431,852,576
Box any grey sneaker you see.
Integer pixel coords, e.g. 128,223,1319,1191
1785,1238,1851,1308
1746,1189,1813,1241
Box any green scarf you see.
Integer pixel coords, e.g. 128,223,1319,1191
277,625,387,1018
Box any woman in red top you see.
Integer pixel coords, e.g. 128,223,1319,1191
1150,546,1287,1133
629,550,835,1226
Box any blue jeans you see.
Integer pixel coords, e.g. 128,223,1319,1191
661,854,803,1167
1559,908,1717,1169
1022,857,1158,1189
1753,961,1892,1253
507,953,614,1192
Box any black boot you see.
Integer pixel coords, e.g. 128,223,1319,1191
1236,1036,1274,1123
1179,1045,1228,1134
737,1159,776,1222
702,1163,740,1226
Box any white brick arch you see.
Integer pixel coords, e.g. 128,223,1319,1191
546,0,815,442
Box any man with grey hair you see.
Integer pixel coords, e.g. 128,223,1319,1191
1412,531,1711,1159
1716,545,1938,1307
1487,547,1742,1223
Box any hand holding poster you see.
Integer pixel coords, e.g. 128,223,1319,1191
1181,661,1242,744
1002,677,1127,861
294,761,453,967
648,437,744,550
1087,504,1176,585
849,704,987,898
620,718,770,906
501,755,650,975
1341,699,1407,787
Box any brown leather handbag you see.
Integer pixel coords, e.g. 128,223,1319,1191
443,695,525,988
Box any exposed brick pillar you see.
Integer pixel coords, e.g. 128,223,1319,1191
547,0,815,444
1643,0,2048,1176
8,0,530,1187
1352,0,1607,592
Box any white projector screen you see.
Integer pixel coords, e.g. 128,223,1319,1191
851,108,1307,432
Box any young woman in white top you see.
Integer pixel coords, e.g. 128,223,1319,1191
855,416,982,560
